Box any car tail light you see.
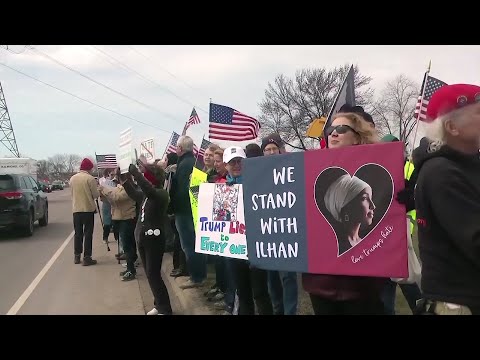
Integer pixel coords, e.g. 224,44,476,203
0,191,23,200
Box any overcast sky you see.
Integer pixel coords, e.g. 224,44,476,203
0,45,479,160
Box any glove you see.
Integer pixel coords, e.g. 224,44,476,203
128,163,138,174
396,179,415,212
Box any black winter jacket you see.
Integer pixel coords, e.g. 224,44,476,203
123,167,169,240
170,151,195,215
415,145,480,311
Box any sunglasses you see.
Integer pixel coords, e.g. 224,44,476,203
228,158,242,165
325,124,359,137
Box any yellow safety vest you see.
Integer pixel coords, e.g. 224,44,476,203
404,161,416,235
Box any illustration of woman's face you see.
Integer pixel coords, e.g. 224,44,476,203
343,187,375,226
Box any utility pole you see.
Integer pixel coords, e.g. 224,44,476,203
0,81,20,157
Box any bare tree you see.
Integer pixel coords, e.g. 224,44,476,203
66,154,82,173
48,154,68,177
36,160,51,179
371,74,419,144
258,64,373,150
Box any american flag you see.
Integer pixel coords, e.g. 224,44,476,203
208,103,260,141
188,107,201,126
166,132,180,154
96,154,118,169
196,138,213,158
183,108,201,135
414,74,447,121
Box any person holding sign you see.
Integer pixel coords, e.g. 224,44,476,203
98,172,138,281
208,148,238,313
121,161,172,315
415,84,480,315
302,109,387,315
260,133,299,316
223,146,273,315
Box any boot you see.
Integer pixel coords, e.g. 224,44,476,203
74,255,81,264
82,256,97,266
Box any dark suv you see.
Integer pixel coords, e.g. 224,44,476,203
0,174,48,236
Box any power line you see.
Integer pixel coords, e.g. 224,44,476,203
91,45,207,113
82,45,130,74
26,45,181,123
0,61,172,134
127,45,210,113
1,45,29,54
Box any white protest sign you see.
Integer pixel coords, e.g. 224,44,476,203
195,183,248,260
118,127,133,174
140,138,155,163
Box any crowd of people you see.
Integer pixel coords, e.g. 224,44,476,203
68,82,480,315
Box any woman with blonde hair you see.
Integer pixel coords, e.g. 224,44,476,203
303,106,386,315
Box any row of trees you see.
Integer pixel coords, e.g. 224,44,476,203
258,64,421,150
37,154,86,180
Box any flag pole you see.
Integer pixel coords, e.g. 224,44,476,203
94,151,101,179
406,60,431,174
207,99,212,141
94,151,109,250
161,132,174,160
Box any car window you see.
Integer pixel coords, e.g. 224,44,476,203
0,175,16,191
28,177,39,189
21,176,32,190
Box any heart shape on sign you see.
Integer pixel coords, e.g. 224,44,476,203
314,163,394,257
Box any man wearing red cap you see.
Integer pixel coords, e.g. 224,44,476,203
415,83,480,315
69,158,100,265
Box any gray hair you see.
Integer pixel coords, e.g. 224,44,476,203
425,105,473,153
177,135,194,152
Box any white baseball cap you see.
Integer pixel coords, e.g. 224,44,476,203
223,146,246,164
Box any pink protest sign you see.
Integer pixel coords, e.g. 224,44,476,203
304,142,408,277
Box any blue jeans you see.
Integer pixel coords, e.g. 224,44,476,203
175,213,206,283
381,279,422,315
118,219,137,273
267,270,298,315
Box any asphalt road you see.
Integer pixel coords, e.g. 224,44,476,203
0,189,152,315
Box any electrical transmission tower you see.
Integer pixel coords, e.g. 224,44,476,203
0,81,20,157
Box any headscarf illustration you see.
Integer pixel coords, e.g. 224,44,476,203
324,174,376,255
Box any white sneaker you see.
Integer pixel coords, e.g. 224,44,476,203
122,262,140,268
147,308,159,315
